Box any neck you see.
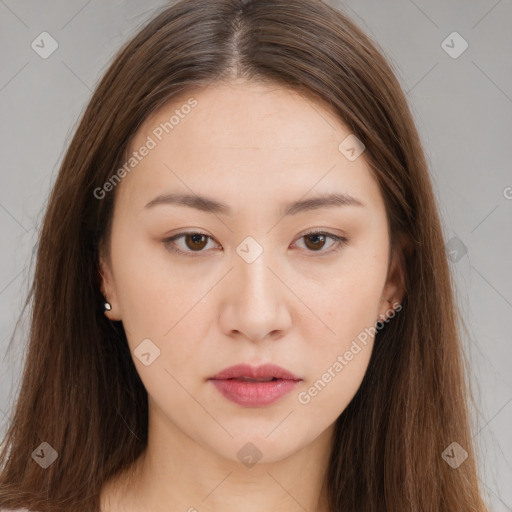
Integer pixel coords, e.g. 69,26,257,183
100,404,334,512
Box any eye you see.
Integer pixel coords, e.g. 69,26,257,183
163,232,219,256
163,230,348,256
292,230,348,255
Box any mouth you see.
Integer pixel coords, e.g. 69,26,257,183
208,363,301,381
208,364,302,407
225,376,278,382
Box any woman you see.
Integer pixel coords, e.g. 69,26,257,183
0,0,489,510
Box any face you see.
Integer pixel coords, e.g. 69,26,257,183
99,79,404,464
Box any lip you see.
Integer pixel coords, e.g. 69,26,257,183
208,364,302,407
209,363,301,381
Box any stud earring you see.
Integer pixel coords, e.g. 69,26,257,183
103,301,112,312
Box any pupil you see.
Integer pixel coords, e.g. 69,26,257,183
306,234,325,250
188,234,206,250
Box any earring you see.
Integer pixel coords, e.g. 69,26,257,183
103,301,112,312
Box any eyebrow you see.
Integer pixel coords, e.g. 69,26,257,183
144,191,365,216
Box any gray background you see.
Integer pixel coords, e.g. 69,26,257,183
0,0,511,510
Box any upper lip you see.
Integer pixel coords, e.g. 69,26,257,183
209,364,301,381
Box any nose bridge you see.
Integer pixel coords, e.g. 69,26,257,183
221,235,291,341
234,238,278,310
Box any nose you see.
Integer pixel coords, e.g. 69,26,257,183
218,252,292,343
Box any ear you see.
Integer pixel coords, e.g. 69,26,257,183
377,235,409,322
98,246,122,321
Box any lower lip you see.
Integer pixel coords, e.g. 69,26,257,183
210,378,300,407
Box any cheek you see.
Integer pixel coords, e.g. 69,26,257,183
305,245,388,350
295,295,378,424
295,343,372,431
110,234,197,352
111,247,223,395
294,247,388,414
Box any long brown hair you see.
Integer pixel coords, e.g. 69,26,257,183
0,0,489,510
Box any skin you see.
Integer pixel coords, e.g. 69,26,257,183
98,79,405,512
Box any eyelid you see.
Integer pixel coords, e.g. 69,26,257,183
163,230,219,257
295,229,348,255
163,229,349,257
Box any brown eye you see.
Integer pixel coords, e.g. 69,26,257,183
183,233,208,251
295,231,348,255
163,232,218,255
303,233,328,251
164,230,348,257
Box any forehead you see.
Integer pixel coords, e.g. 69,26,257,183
117,80,383,216
138,80,347,149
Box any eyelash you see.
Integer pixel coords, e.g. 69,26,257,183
162,230,348,257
